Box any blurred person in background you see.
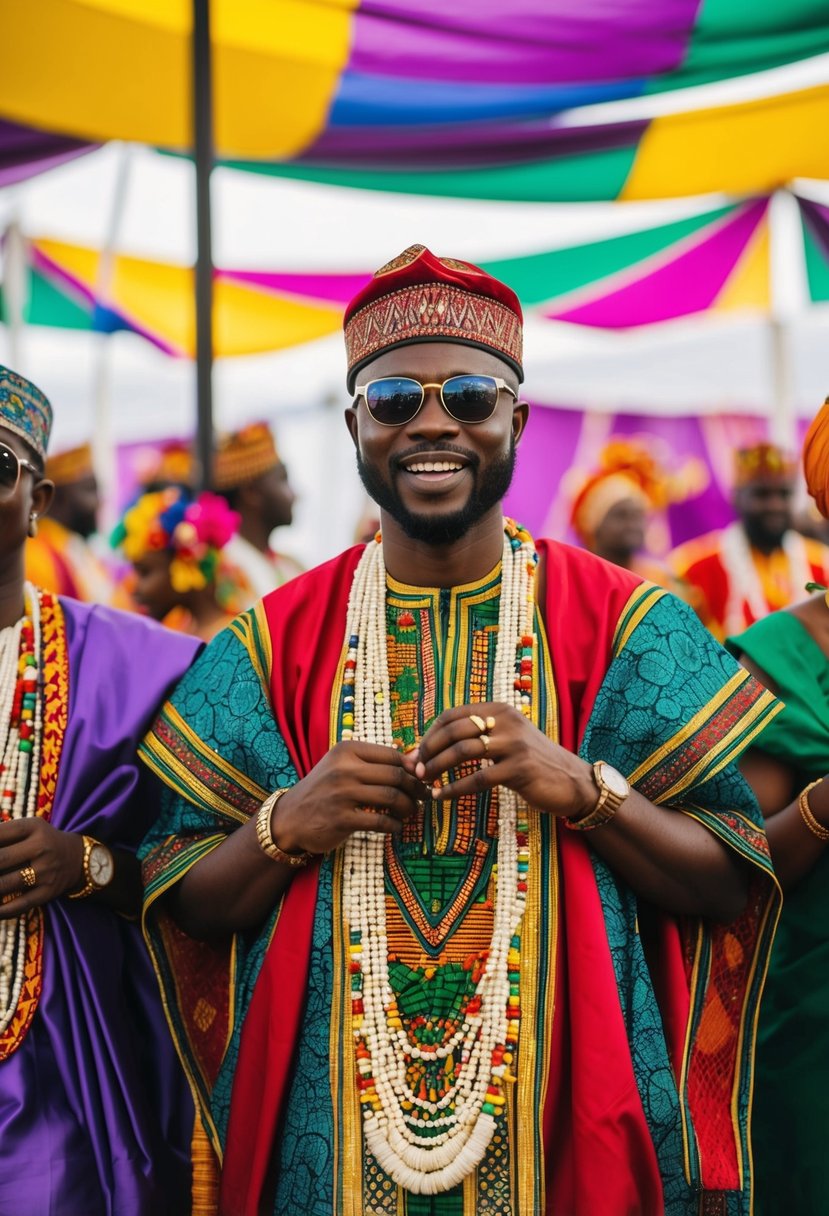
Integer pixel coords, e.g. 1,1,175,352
669,443,829,641
726,399,829,1215
112,487,240,642
136,439,197,496
568,437,700,595
25,441,116,603
0,366,198,1214
213,422,302,603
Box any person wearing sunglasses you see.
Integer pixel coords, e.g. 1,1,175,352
0,366,198,1214
140,246,779,1216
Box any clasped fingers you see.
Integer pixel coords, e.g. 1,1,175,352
411,702,526,787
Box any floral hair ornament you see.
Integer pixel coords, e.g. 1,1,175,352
111,488,239,593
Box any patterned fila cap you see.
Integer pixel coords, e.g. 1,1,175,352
343,245,523,393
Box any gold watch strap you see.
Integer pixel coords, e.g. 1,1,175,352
67,835,98,899
564,761,627,833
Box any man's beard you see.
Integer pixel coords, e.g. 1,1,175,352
742,516,789,551
356,439,516,546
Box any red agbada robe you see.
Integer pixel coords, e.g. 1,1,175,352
220,540,675,1216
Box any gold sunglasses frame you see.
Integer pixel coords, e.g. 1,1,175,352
0,441,43,500
354,375,517,427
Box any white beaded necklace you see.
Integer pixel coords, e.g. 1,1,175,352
0,585,43,1033
341,523,536,1194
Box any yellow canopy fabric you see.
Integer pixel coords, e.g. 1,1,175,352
0,0,356,158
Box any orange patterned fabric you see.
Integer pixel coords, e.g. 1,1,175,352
803,397,829,520
685,874,770,1188
191,1113,220,1216
0,591,68,1061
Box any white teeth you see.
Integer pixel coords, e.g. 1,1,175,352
406,461,463,473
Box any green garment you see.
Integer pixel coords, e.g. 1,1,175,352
729,610,829,1215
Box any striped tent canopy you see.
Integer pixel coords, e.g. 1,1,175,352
799,196,829,302
9,237,348,357
1,1,828,200
5,194,825,356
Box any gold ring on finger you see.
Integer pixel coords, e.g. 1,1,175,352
485,716,496,731
479,734,490,753
19,865,36,890
469,714,487,733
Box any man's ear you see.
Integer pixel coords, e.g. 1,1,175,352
345,406,359,449
512,400,530,446
32,478,55,519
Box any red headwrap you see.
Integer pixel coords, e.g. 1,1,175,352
343,244,523,392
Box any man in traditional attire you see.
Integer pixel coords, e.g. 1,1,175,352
669,443,829,641
25,440,117,603
140,248,781,1216
568,436,699,596
0,367,199,1214
213,422,302,604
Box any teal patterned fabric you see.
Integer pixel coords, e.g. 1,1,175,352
140,621,298,1149
274,856,335,1216
581,591,773,1216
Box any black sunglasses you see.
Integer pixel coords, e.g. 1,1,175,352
0,441,41,501
354,375,517,427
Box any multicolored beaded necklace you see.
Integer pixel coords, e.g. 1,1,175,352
0,585,43,1032
340,520,537,1195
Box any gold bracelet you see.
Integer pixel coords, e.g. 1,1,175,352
798,780,829,842
254,787,312,867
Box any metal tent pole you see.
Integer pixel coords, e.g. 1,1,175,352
768,188,803,453
91,142,131,532
193,0,215,490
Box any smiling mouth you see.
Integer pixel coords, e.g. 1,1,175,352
401,459,464,474
402,459,467,482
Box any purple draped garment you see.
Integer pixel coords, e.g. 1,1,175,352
0,600,200,1216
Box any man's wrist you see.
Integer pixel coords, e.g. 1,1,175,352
565,761,631,832
255,787,312,867
570,764,598,821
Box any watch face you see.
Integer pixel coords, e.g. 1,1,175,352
599,763,630,798
89,844,114,888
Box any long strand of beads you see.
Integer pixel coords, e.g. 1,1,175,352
341,523,537,1194
0,585,44,1034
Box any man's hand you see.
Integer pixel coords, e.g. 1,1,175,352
272,740,428,856
0,819,85,917
408,702,595,819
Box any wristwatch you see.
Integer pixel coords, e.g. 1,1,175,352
67,836,115,899
566,761,631,832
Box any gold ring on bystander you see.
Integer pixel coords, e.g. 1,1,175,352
19,866,37,890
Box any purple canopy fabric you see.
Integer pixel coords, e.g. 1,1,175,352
0,118,95,188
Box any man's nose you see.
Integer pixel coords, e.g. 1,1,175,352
407,384,459,437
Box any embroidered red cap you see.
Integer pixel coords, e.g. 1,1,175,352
344,244,523,393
